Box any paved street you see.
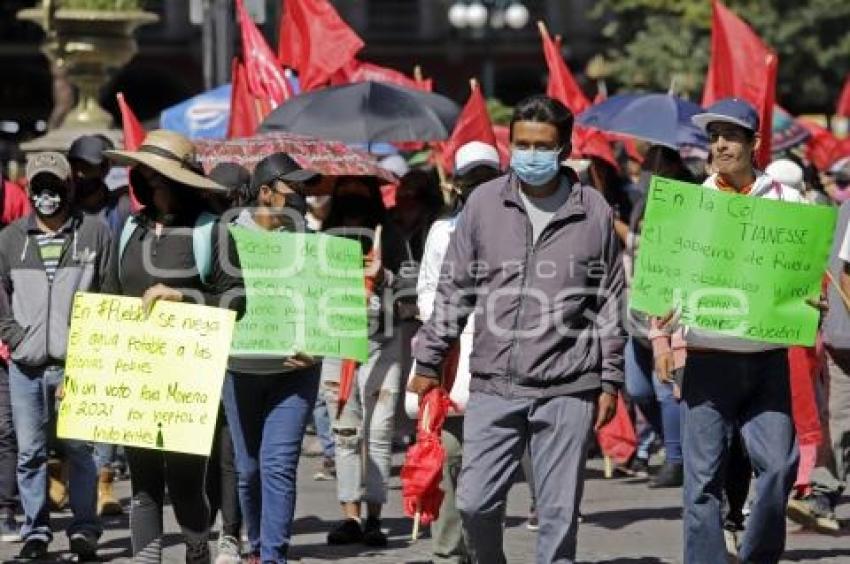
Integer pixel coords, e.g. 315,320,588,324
2,450,850,563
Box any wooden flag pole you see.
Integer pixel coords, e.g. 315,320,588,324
826,269,850,311
411,402,431,541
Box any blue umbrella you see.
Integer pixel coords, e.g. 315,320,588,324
160,84,232,140
160,74,302,140
577,93,707,149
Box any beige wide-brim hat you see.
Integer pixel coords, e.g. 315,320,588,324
104,129,227,192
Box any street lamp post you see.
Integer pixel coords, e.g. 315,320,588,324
447,1,530,95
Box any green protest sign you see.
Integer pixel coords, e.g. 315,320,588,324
630,176,837,346
230,228,369,362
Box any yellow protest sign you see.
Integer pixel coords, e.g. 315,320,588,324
56,292,236,456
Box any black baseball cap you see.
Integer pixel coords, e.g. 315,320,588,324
68,134,115,165
251,153,319,191
209,162,251,192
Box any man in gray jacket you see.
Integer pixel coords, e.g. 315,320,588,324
0,152,115,561
410,95,625,564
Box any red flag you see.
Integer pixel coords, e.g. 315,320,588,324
227,58,268,139
331,59,431,92
596,394,637,465
436,82,497,172
116,92,145,210
571,127,618,171
800,119,848,171
837,75,850,118
702,0,777,168
237,0,292,107
538,22,590,114
278,0,364,91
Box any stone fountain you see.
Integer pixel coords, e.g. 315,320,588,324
17,1,158,152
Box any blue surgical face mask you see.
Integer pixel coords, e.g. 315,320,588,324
510,148,561,186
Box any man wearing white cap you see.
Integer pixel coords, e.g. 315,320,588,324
414,140,501,563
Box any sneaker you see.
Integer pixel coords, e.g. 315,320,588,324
69,531,98,561
327,519,363,545
215,535,241,564
526,509,539,531
313,456,337,481
18,537,49,560
186,539,211,564
787,494,840,533
362,516,388,547
0,513,20,542
245,553,261,564
649,462,683,488
617,456,650,478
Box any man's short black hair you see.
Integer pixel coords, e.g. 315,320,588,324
509,95,574,147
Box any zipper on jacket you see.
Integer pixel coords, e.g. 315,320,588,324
505,208,535,394
503,200,574,391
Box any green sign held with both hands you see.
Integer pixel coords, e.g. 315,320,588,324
630,176,837,347
230,227,370,362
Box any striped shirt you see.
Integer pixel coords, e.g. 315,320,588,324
35,232,66,283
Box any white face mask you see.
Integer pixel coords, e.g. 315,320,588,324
32,190,64,217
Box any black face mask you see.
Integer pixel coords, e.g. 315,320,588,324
129,168,153,207
76,177,104,200
283,191,308,217
334,195,380,227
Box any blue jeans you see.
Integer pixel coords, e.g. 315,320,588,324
222,367,319,563
681,350,798,564
624,337,682,463
8,363,100,542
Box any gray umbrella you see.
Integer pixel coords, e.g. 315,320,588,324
259,81,461,143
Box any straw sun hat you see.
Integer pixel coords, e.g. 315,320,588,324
104,129,226,192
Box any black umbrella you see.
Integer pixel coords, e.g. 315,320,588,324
259,81,461,143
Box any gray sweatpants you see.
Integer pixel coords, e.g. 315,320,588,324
811,348,850,501
457,391,594,564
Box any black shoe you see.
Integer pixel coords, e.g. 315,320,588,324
69,531,98,561
617,455,650,478
362,517,388,547
327,519,363,545
18,537,48,560
649,462,683,488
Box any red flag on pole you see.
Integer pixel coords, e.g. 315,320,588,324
236,0,293,107
331,59,431,92
800,119,847,171
837,75,850,118
116,92,145,210
702,0,777,168
436,80,497,172
538,21,590,115
596,394,637,466
227,58,266,139
278,0,364,92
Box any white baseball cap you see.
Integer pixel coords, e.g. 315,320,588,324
378,154,410,179
766,159,804,193
454,141,500,176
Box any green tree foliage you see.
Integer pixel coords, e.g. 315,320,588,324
591,0,850,112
